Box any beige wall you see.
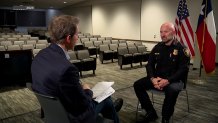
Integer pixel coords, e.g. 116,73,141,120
141,0,177,41
92,1,141,39
62,6,92,34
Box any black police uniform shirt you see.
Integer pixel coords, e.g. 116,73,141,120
146,40,190,83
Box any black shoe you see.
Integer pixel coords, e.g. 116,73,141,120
136,111,158,123
114,98,123,112
162,117,170,123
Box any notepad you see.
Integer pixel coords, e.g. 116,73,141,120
91,81,115,103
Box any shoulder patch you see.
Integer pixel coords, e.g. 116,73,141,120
183,48,190,57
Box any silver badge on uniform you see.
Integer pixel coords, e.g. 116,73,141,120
173,49,178,55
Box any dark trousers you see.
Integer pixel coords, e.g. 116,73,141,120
93,97,119,123
133,77,183,119
69,97,119,123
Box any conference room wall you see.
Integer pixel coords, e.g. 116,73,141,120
14,9,62,34
92,0,141,39
62,6,92,34
141,0,177,41
46,9,63,26
62,0,217,40
62,0,141,39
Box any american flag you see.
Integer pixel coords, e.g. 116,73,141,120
175,0,195,57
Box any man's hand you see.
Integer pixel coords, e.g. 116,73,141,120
82,83,91,90
151,77,162,90
158,79,169,89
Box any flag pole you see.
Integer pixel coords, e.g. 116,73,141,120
199,0,208,76
199,60,202,77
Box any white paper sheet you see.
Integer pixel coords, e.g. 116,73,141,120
91,81,115,103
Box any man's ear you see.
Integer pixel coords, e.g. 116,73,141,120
66,35,71,43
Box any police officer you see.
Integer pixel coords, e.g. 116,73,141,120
134,22,190,123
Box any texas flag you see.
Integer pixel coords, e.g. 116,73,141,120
196,0,216,74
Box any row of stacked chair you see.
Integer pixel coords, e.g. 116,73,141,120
0,37,35,42
0,39,49,56
0,39,48,48
79,40,144,64
80,39,129,49
76,37,114,57
0,28,14,33
117,45,149,69
98,42,143,63
68,50,96,77
78,37,112,43
0,33,31,38
78,32,101,38
75,38,143,58
0,30,20,35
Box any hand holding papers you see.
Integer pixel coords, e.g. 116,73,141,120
91,81,115,103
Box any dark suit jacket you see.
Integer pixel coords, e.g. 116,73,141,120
31,43,96,123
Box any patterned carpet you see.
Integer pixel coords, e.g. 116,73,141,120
0,87,41,123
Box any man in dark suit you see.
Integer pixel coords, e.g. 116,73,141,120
134,22,190,123
31,15,123,123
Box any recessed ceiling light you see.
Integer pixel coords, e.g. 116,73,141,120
63,1,67,4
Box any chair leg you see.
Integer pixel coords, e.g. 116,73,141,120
185,89,190,112
135,100,140,121
93,70,95,75
80,71,82,77
41,107,44,118
151,91,154,105
171,115,174,123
